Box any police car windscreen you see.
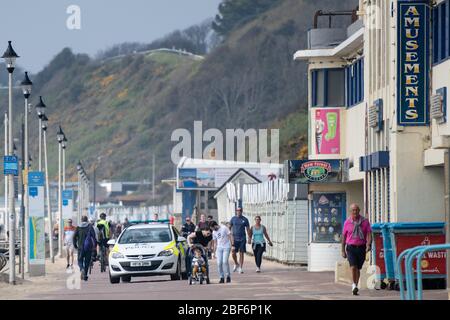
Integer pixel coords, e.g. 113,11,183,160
118,228,172,244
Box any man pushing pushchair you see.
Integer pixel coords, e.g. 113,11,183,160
186,226,212,284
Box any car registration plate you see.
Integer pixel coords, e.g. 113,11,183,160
130,261,151,267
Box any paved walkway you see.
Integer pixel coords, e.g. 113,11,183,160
1,255,447,300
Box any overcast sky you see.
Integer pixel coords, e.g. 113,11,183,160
0,0,221,73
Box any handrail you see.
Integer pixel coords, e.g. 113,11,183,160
415,244,450,300
405,246,428,300
395,247,422,300
401,244,450,300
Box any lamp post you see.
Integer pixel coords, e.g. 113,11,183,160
2,41,19,285
3,113,8,239
20,72,32,274
62,136,67,190
35,96,46,171
76,161,82,224
57,126,65,257
41,115,54,262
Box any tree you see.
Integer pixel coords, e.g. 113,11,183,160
212,0,278,37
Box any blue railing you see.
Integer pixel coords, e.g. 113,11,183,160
396,244,449,300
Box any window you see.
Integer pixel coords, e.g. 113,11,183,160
311,68,345,107
345,58,364,107
433,1,449,64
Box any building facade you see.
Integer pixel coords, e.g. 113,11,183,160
295,0,448,271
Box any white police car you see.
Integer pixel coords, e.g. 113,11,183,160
107,222,188,283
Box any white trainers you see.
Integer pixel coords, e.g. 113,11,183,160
352,283,359,296
256,267,261,273
238,267,244,274
233,264,238,272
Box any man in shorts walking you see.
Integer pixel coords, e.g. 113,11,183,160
342,203,372,295
230,207,250,274
64,219,76,270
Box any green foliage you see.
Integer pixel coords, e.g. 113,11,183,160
212,0,279,36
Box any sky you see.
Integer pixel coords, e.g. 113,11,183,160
0,0,222,73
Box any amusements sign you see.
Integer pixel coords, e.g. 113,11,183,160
314,109,340,155
397,1,430,125
285,160,344,184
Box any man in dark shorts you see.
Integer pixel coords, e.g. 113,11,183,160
342,203,372,296
230,207,250,274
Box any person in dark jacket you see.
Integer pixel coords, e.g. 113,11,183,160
73,215,96,281
181,216,196,238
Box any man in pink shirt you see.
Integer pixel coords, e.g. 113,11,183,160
341,203,372,296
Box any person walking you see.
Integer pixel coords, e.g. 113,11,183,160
341,203,372,296
114,221,122,239
248,216,273,273
73,216,97,281
63,219,76,270
230,207,250,274
197,214,209,230
123,217,130,229
181,216,196,238
210,221,232,283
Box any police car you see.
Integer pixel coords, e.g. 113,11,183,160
107,222,188,283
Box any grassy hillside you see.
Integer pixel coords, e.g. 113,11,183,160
0,0,358,203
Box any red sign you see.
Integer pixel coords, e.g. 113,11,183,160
396,234,446,275
374,233,386,275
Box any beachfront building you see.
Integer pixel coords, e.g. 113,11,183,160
293,0,448,273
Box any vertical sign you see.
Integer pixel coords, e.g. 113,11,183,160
28,171,45,276
314,108,341,155
62,189,74,219
397,1,430,125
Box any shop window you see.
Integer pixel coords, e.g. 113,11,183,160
311,193,346,243
433,1,449,64
312,69,345,107
345,58,364,107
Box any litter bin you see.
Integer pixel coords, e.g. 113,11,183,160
388,222,446,290
372,223,396,289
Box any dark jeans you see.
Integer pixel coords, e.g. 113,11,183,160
78,249,92,279
252,243,266,268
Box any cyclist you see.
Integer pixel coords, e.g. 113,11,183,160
96,213,111,266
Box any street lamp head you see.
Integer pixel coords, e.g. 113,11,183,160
35,96,46,118
2,41,19,72
57,126,64,143
21,72,33,98
41,114,48,131
77,161,82,172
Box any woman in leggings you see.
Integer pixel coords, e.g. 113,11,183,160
248,216,273,272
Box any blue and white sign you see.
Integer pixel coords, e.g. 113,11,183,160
3,155,18,175
62,189,74,219
397,0,430,126
28,171,45,271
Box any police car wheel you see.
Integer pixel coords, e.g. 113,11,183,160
170,260,181,281
121,275,131,283
109,272,120,284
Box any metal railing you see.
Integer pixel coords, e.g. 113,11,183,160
396,244,450,300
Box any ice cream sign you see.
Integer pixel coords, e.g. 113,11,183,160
397,1,429,126
301,161,331,182
314,108,340,155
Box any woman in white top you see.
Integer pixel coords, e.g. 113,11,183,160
210,221,232,283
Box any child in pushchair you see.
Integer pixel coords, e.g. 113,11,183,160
188,244,210,285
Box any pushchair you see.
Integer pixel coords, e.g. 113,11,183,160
188,244,210,285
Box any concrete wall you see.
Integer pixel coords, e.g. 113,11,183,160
393,129,445,222
342,103,366,181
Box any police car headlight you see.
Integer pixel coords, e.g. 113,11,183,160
112,252,124,259
158,249,174,256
